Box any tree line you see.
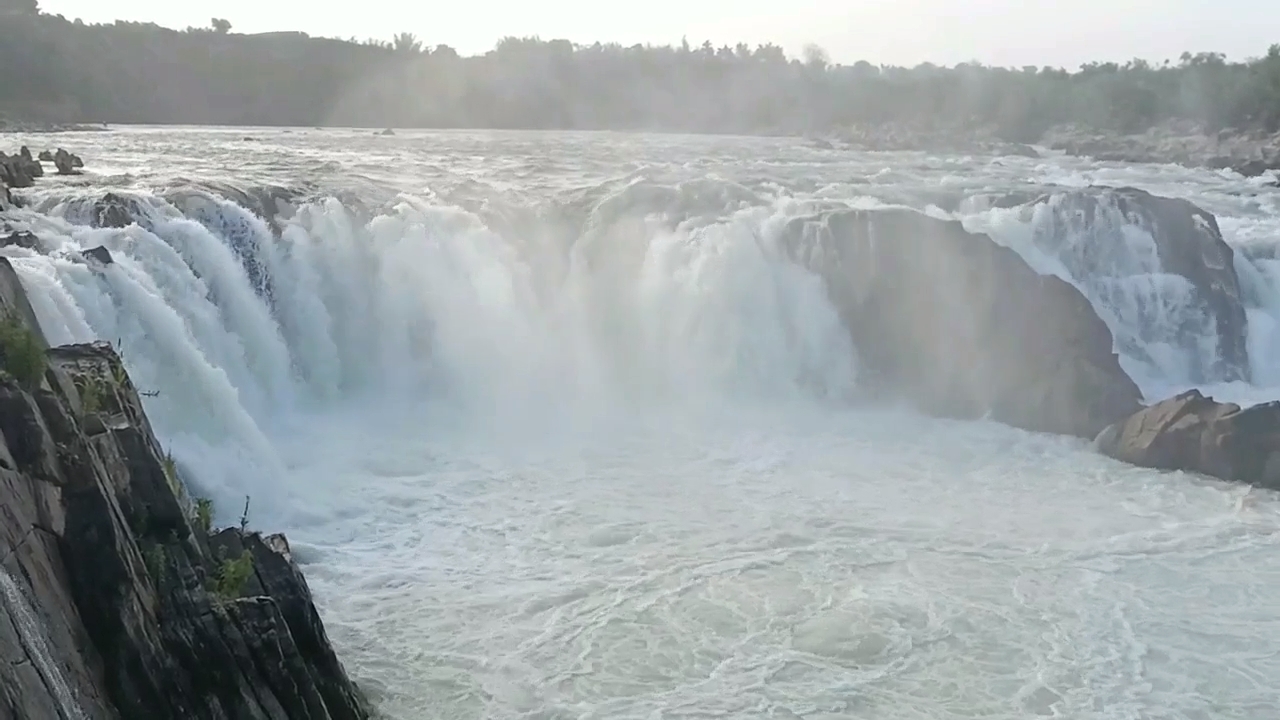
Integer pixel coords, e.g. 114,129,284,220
3,3,1280,139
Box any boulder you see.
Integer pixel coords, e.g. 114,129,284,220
81,246,113,265
52,149,83,176
0,151,38,189
92,192,143,228
17,147,42,178
1018,186,1249,382
1,230,39,250
783,208,1143,438
0,177,9,211
37,150,53,162
1097,390,1280,490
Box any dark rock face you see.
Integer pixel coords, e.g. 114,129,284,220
1018,186,1249,383
0,257,371,720
37,150,53,162
783,208,1143,438
1097,390,1280,490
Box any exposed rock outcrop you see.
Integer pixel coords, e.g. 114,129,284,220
1096,390,1280,490
1017,186,1249,382
92,192,144,229
53,149,83,176
0,257,370,719
784,208,1144,438
0,150,40,189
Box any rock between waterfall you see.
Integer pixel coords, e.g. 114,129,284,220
1096,390,1280,490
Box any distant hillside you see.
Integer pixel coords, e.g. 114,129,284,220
3,5,1280,139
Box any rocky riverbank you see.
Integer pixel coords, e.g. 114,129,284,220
0,261,370,716
1042,121,1280,178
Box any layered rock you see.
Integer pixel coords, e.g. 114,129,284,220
0,257,370,720
784,208,1143,438
1016,186,1249,382
1097,390,1280,490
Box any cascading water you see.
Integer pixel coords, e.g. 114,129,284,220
2,179,859,520
3,128,1280,719
0,568,86,720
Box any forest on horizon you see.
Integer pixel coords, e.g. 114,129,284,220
3,0,1280,140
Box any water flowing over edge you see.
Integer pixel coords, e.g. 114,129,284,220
5,176,1280,521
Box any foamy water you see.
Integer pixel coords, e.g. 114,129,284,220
4,126,1280,719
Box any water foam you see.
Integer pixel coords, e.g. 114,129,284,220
2,181,857,520
0,567,87,720
6,132,1280,720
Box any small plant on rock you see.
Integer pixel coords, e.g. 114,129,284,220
144,544,168,586
77,373,106,415
194,497,213,534
0,311,44,389
213,550,255,601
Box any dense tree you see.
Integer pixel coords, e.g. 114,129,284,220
1,11,1279,138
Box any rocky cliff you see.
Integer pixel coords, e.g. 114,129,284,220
0,258,370,719
783,208,1145,439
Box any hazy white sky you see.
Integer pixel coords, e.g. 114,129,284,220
37,0,1280,68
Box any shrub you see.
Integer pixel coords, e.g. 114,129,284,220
194,497,213,534
78,373,105,415
212,550,255,601
0,311,45,388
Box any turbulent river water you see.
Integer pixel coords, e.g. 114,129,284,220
5,126,1280,719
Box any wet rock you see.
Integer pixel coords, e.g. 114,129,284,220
37,150,53,162
1019,186,1249,382
0,258,372,720
378,128,395,136
0,151,39,189
783,208,1143,438
92,192,142,228
81,246,113,265
1097,390,1280,490
0,231,39,250
52,149,84,175
17,147,42,179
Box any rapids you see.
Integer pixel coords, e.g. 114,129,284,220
3,126,1280,719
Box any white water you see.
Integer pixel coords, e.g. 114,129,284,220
0,568,86,720
4,127,1280,718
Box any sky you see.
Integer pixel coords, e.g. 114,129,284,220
35,0,1280,69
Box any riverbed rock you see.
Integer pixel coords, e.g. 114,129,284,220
1018,186,1249,382
92,192,143,228
1096,390,1280,490
784,208,1143,438
52,149,83,175
0,231,39,250
0,151,37,189
81,246,112,265
0,257,371,719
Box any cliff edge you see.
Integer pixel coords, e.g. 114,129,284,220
0,257,369,719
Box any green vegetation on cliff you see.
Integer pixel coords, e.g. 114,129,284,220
3,3,1280,138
